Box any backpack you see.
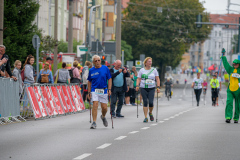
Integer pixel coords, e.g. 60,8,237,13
68,68,75,79
82,67,89,85
40,70,50,83
21,69,25,81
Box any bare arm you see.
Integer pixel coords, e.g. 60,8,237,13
108,78,112,90
155,76,160,87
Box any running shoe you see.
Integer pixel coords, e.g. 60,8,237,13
225,119,231,123
140,103,143,106
143,118,148,123
90,122,97,129
100,115,108,127
132,103,136,106
149,113,154,121
234,120,238,123
217,103,219,106
116,114,124,118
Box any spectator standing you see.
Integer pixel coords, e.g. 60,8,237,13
42,57,52,71
0,58,7,67
37,62,54,84
0,45,17,80
130,66,138,105
110,60,130,118
23,55,35,110
125,71,131,105
12,60,23,96
215,71,222,106
54,62,71,84
70,61,81,83
82,61,92,102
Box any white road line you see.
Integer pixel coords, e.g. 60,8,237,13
158,121,164,123
174,114,179,116
115,136,127,140
169,116,175,119
178,99,182,101
97,143,112,149
150,124,158,126
129,131,139,134
164,118,169,121
141,127,150,130
73,153,92,160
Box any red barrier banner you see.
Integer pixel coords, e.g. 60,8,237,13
41,86,54,116
34,86,48,117
46,86,58,115
27,87,42,119
67,86,77,112
57,86,68,113
51,86,64,115
62,86,73,112
75,85,85,110
70,85,81,111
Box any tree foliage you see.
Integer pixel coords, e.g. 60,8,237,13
121,40,133,64
58,39,82,53
40,35,58,54
3,0,40,67
122,0,211,82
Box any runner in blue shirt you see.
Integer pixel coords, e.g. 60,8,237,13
88,55,112,129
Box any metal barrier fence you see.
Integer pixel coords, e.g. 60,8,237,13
0,78,24,124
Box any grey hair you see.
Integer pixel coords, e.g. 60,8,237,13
0,45,6,50
92,55,100,62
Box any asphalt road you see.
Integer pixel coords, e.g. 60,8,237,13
1,81,239,160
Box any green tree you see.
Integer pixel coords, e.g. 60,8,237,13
58,39,82,53
121,40,133,64
232,34,239,54
40,35,58,54
3,0,40,67
122,0,211,83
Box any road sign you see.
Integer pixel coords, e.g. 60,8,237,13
32,34,40,49
90,39,103,54
104,41,116,55
77,45,88,57
136,60,142,68
127,61,133,69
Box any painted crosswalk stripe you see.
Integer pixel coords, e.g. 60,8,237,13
164,118,169,121
73,153,92,160
158,121,164,123
150,124,158,126
97,143,112,149
170,116,175,119
115,136,127,140
141,127,150,130
129,131,139,134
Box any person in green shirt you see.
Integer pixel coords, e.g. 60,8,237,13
222,55,240,123
130,66,138,105
210,74,219,106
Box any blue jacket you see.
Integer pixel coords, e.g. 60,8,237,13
110,68,129,92
37,69,54,84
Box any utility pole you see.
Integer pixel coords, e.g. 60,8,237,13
68,0,73,53
238,17,240,53
227,0,230,14
85,0,89,60
198,42,201,67
116,0,121,60
49,0,52,36
37,0,39,29
53,0,58,74
102,18,106,46
0,0,4,45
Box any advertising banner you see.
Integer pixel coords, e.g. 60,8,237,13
67,86,77,112
26,87,42,119
51,86,64,115
57,86,68,113
34,86,48,117
40,86,54,116
75,85,85,110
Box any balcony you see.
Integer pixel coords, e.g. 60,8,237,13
104,5,114,13
105,26,114,34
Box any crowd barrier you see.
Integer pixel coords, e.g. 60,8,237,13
23,83,85,120
0,78,23,124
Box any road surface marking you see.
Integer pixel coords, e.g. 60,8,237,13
164,118,169,121
170,116,175,119
178,99,182,101
97,143,112,149
73,153,92,160
159,121,164,123
174,114,179,116
129,131,139,134
141,127,150,130
115,136,127,140
150,124,158,126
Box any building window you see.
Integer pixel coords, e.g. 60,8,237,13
219,42,221,48
215,31,217,37
215,42,217,48
219,31,221,36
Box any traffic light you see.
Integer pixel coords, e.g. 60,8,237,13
196,14,202,28
102,55,106,60
101,55,106,65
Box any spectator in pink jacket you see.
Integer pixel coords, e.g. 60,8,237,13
71,61,81,83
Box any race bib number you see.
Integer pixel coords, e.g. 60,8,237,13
146,79,154,85
212,82,216,87
232,73,240,78
95,89,104,95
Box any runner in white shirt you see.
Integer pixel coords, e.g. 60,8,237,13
215,72,222,106
191,72,204,106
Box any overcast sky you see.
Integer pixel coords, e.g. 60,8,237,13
199,0,240,14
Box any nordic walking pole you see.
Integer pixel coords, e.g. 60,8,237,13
218,48,225,78
109,95,114,129
192,89,193,106
89,94,91,123
137,90,139,118
156,90,159,122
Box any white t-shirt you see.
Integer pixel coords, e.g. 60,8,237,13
138,67,159,88
193,77,203,89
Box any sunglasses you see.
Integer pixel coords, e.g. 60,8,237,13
94,60,100,62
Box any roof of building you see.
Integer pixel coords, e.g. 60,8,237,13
210,14,240,29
